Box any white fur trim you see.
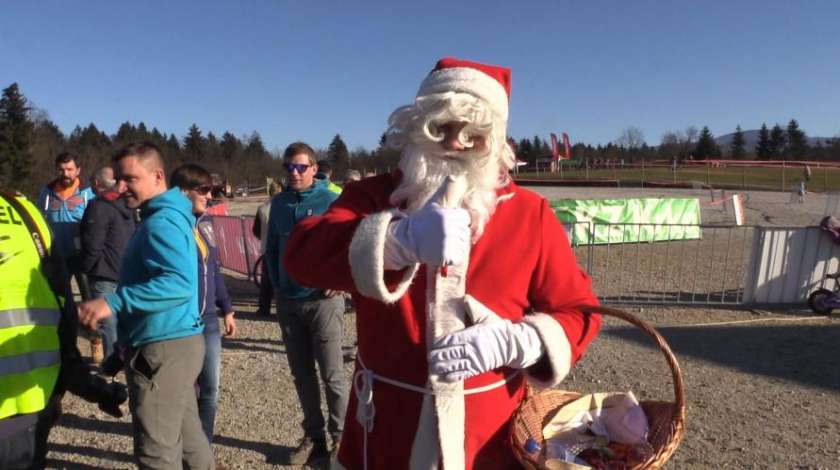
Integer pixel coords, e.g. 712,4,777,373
418,67,509,121
409,394,440,469
349,209,419,303
521,313,572,388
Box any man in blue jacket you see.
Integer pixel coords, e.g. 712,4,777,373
265,142,348,466
38,152,95,293
77,142,212,470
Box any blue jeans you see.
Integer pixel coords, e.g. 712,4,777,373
197,319,221,442
90,277,118,359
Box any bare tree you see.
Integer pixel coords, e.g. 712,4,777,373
617,126,645,149
684,126,699,144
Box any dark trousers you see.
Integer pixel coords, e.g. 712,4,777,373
276,295,349,440
0,406,56,470
257,261,273,315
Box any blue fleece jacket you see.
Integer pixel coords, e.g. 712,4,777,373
37,181,95,260
266,179,338,300
105,188,203,348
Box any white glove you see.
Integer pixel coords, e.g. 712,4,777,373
383,203,471,269
428,295,545,382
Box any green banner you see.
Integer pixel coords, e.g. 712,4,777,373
551,198,702,245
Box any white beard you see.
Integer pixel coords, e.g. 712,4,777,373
390,142,503,241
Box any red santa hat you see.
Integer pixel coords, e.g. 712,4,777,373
416,57,511,122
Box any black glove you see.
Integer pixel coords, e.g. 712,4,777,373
100,351,126,378
97,381,128,418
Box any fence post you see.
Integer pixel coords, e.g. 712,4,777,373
781,160,786,192
706,160,711,187
641,158,645,187
742,165,746,189
239,216,252,282
823,163,828,192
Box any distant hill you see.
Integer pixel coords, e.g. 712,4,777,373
715,130,834,156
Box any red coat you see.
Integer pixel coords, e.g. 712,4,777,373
285,174,600,469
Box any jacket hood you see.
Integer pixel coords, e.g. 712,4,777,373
293,178,328,200
141,187,195,225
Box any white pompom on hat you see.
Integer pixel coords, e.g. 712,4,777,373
416,57,512,121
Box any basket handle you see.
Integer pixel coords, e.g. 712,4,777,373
579,305,686,428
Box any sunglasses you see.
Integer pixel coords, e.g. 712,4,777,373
192,185,212,195
283,163,312,174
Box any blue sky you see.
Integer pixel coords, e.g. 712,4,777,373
1,0,838,152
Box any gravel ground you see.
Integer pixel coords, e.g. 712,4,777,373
45,186,840,469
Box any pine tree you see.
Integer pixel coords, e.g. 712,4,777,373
730,125,746,159
755,123,771,160
327,134,350,174
244,132,267,160
769,124,785,160
533,136,543,157
518,137,534,165
184,124,204,160
0,83,35,189
220,132,241,162
694,126,721,160
786,119,808,160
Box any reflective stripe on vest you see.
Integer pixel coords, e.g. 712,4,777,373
0,350,60,375
0,194,61,420
0,308,60,329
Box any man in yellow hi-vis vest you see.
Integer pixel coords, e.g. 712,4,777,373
0,190,127,470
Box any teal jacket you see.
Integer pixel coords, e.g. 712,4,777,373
266,179,338,299
105,188,202,348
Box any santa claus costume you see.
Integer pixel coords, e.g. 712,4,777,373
285,58,601,470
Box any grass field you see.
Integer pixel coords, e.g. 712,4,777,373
517,165,840,192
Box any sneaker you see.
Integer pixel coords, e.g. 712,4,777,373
90,338,104,365
266,436,328,465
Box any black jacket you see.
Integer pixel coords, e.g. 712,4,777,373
80,192,136,281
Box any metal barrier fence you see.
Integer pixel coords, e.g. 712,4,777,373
566,222,755,306
210,216,836,308
210,216,261,279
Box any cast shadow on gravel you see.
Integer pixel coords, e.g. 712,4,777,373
601,323,840,392
56,413,131,436
48,442,133,465
223,337,285,354
213,434,290,461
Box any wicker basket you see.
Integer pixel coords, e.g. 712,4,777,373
511,306,686,470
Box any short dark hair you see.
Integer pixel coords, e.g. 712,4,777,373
283,142,317,165
316,159,333,175
112,142,165,171
169,163,212,190
55,152,81,167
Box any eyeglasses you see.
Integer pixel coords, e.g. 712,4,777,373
283,163,311,174
192,185,212,195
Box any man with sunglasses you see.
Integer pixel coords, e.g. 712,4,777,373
283,58,601,469
264,142,348,466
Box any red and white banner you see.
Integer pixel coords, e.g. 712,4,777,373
551,132,571,160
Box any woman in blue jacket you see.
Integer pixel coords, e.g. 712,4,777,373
170,164,236,447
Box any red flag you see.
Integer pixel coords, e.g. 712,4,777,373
562,133,571,160
551,133,559,160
